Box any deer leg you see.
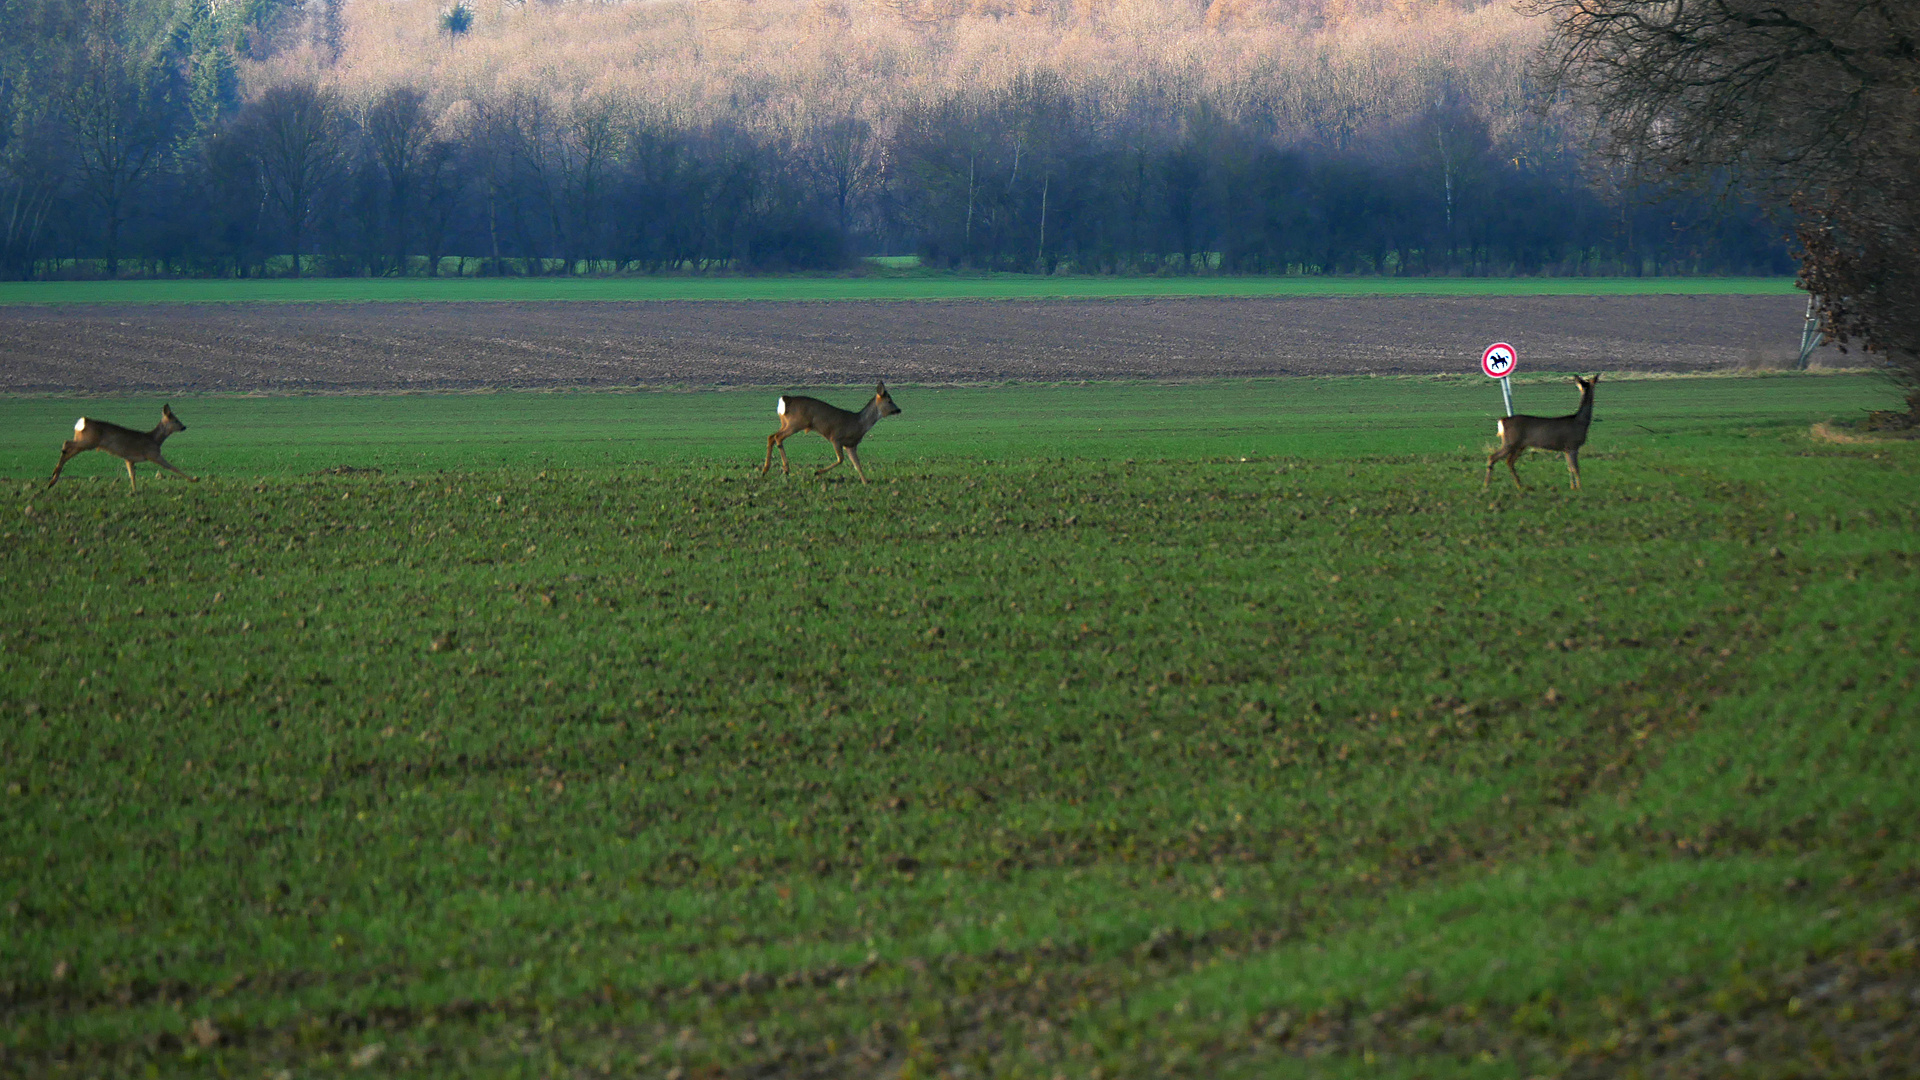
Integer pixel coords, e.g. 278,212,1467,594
153,453,194,481
845,445,869,484
124,459,138,493
1566,449,1581,491
1483,449,1502,489
1506,450,1526,491
46,442,85,489
816,445,846,475
766,431,795,476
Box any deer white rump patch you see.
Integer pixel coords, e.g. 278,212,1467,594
777,397,787,416
1495,419,1507,438
74,417,87,432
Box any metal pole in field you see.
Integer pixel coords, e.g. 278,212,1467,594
1796,295,1823,370
1482,342,1517,415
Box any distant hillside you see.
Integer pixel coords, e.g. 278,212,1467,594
254,0,1547,150
0,0,1789,279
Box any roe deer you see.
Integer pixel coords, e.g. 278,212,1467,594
47,405,194,492
761,383,902,484
1484,375,1598,491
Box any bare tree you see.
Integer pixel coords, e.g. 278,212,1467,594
203,122,269,277
0,127,62,279
801,113,882,240
415,137,463,277
1530,0,1920,412
507,92,624,272
239,80,342,278
364,85,435,274
0,38,65,280
67,0,178,278
555,95,625,271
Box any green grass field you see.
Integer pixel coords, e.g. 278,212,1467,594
0,274,1800,306
3,374,1915,1078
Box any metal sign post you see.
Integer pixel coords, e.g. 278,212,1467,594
1482,342,1517,415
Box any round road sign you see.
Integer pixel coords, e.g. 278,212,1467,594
1482,342,1517,379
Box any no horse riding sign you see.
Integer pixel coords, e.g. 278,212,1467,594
1482,342,1517,379
1482,341,1517,415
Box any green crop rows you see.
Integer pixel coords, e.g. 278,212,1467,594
2,374,1915,1078
0,274,1799,306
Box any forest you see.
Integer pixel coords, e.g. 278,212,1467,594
0,0,1794,279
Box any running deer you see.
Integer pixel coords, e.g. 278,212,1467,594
761,383,902,483
47,405,194,492
1484,374,1599,491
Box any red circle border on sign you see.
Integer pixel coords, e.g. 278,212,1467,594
1482,342,1517,379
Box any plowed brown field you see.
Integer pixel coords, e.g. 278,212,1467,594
0,294,1825,393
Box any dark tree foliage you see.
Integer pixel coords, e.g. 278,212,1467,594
1799,180,1920,418
440,2,473,43
1531,0,1920,412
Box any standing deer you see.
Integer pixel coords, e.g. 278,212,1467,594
1484,374,1599,491
47,405,194,492
761,382,902,484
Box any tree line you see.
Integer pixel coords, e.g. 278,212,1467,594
0,0,1792,280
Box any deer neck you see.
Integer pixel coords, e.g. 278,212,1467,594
1573,389,1595,425
854,399,885,435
